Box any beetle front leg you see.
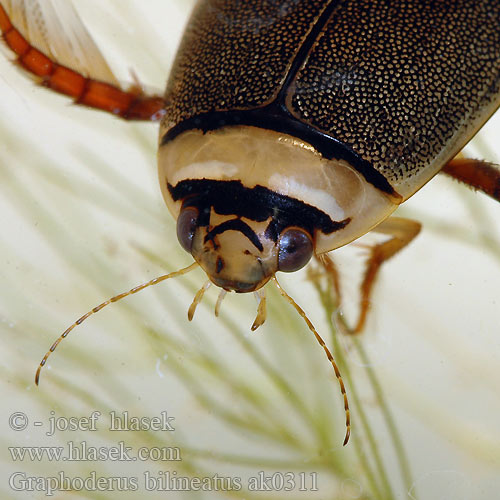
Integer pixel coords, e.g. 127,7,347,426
441,158,500,203
322,217,421,335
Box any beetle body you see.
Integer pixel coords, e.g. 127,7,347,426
1,0,499,450
159,0,500,292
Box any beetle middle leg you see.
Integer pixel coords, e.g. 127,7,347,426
441,158,500,203
321,217,422,334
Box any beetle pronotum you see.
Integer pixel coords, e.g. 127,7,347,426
1,0,499,447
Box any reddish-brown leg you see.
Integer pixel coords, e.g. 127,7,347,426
0,4,165,121
321,158,500,334
354,218,421,333
321,218,421,334
441,158,500,202
316,253,343,302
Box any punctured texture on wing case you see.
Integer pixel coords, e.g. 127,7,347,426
163,0,500,184
164,0,323,117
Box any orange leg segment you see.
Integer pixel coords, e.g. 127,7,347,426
0,4,165,121
354,218,421,334
321,217,421,334
441,158,500,203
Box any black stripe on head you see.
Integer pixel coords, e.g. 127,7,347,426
205,218,264,252
168,179,350,241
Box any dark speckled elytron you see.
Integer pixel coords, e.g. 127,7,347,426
162,0,500,191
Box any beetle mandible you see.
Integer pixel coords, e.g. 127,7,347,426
1,0,499,447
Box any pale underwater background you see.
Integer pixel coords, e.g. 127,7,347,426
0,1,499,499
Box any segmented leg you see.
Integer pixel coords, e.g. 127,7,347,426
322,217,421,334
441,158,500,203
316,253,342,302
0,4,165,120
355,218,421,333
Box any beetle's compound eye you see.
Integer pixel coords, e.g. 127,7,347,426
176,206,199,253
278,228,313,273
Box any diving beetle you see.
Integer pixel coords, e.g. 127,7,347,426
1,0,499,446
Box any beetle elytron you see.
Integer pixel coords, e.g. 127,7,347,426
1,0,499,445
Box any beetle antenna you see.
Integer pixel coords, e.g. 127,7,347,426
271,276,351,446
214,289,227,317
188,280,212,321
251,288,267,331
35,262,198,386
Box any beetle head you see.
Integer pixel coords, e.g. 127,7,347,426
176,203,313,292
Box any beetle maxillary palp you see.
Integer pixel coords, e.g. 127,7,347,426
188,280,212,321
214,289,227,317
251,288,267,331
